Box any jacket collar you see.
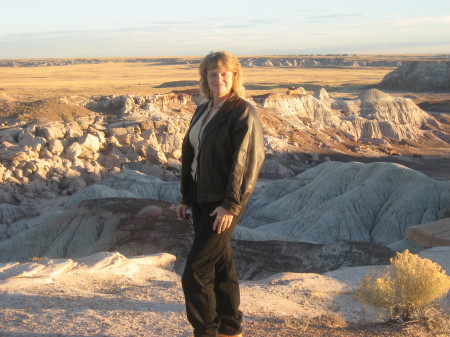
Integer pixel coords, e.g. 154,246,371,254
197,92,240,149
190,92,239,127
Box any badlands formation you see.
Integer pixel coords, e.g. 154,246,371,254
1,87,449,244
379,61,450,92
0,59,449,336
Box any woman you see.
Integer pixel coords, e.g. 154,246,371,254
177,51,265,337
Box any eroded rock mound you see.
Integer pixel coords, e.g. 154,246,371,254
2,160,448,263
234,240,393,280
86,92,199,115
1,90,449,246
379,61,450,92
256,89,449,148
254,93,340,129
0,197,394,280
239,161,450,245
341,89,442,143
9,98,95,122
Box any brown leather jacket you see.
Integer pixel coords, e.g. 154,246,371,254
180,93,265,215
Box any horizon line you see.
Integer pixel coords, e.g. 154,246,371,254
2,53,450,61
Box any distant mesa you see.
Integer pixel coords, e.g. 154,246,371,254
379,61,450,92
0,56,420,69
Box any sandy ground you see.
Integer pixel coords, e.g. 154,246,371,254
0,249,449,337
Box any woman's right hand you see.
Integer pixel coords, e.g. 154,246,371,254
176,203,190,220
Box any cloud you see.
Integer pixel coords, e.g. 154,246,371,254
394,16,435,26
306,13,366,20
2,9,450,59
246,18,284,25
307,39,450,54
0,30,84,41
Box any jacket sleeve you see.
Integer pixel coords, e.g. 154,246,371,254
221,104,265,215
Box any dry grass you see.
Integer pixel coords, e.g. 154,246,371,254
243,66,393,96
0,62,198,101
0,59,395,102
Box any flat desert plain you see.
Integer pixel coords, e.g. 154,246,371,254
0,55,413,100
2,54,449,112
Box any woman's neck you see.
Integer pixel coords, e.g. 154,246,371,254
212,92,232,106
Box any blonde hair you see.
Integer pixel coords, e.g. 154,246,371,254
199,51,244,100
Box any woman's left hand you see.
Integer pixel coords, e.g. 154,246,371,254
210,206,234,234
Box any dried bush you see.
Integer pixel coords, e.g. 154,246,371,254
356,250,450,322
421,305,450,336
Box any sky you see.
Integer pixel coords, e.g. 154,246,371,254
1,0,450,58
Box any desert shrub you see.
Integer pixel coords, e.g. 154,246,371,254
356,250,450,322
420,305,450,336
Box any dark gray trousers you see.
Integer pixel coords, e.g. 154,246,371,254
182,181,243,337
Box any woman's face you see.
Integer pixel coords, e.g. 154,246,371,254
207,67,233,99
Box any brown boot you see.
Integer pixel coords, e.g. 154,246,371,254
217,334,242,337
